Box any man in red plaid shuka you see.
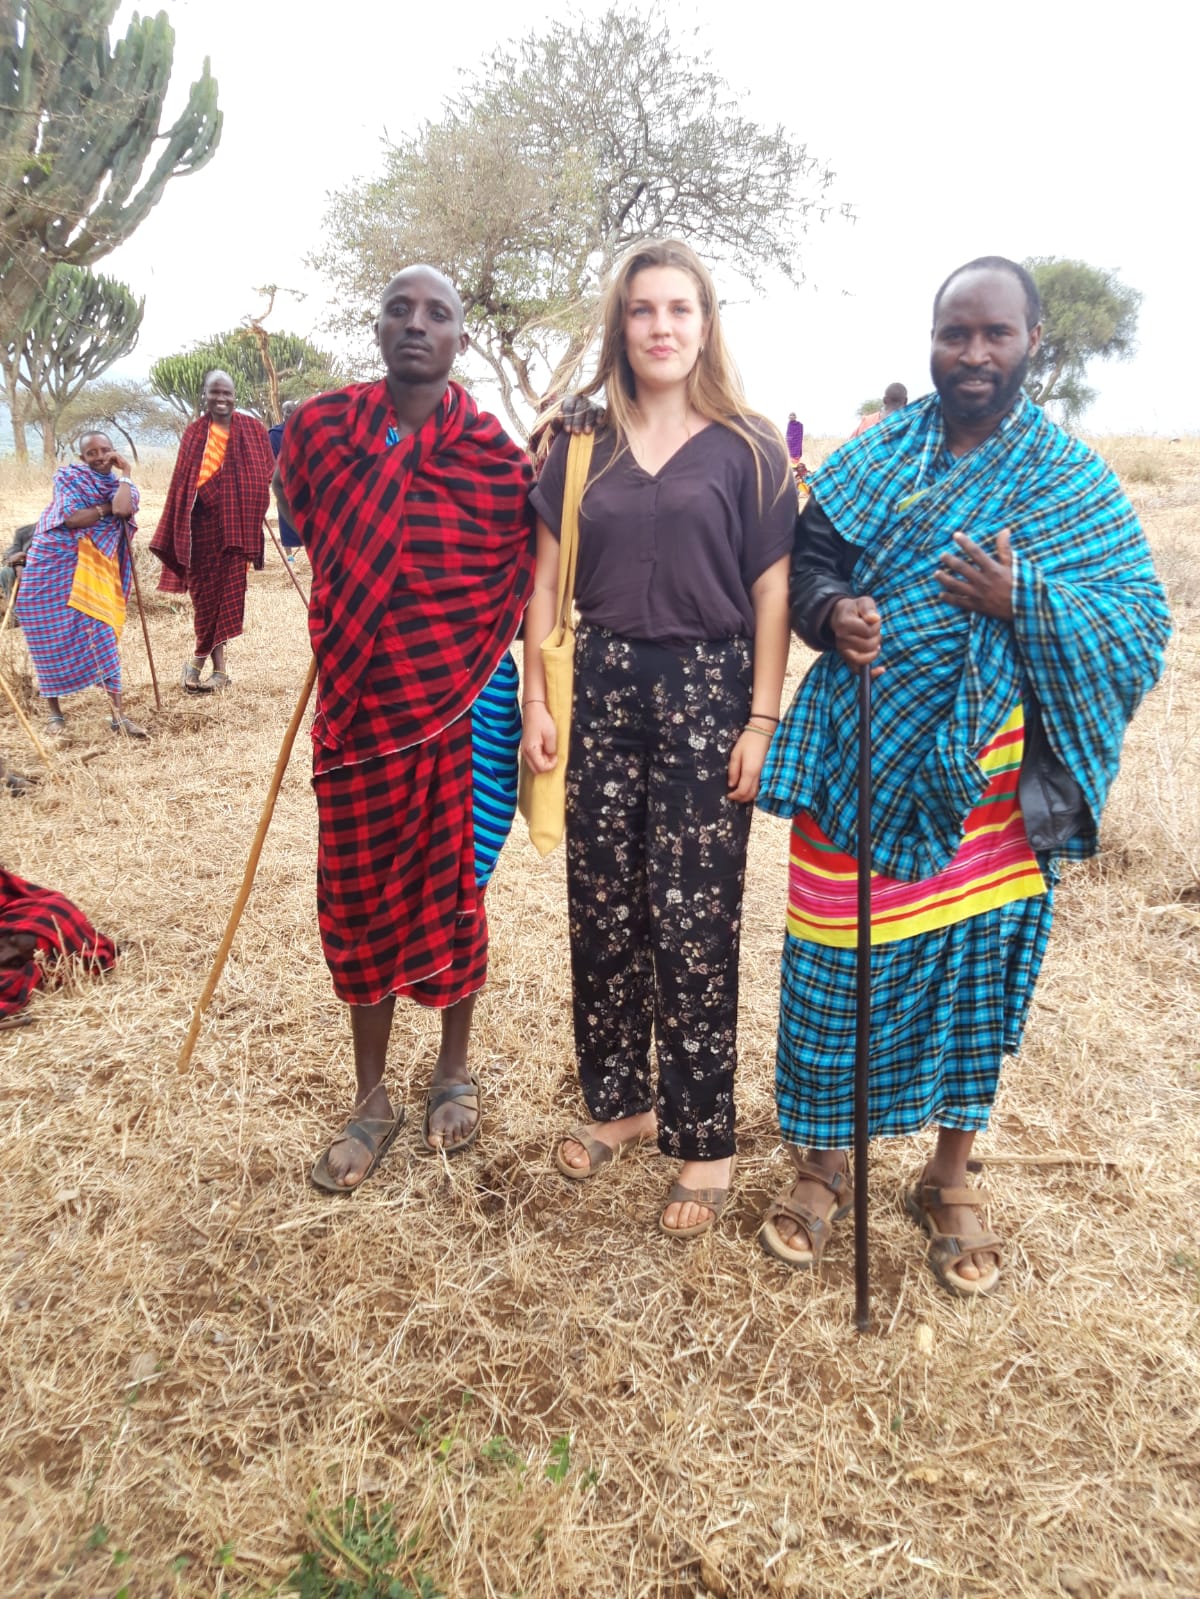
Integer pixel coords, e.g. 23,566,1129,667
277,265,535,1192
150,370,273,693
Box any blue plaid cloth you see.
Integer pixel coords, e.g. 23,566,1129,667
777,874,1057,1147
759,393,1170,879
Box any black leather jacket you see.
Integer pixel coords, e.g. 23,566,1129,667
789,494,1088,852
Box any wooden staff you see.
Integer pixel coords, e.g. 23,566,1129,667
264,516,310,606
0,574,51,767
176,653,318,1072
122,528,161,711
853,663,873,1333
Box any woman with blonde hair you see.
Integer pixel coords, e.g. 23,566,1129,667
523,239,794,1238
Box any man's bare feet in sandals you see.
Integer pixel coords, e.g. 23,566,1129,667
759,1148,851,1265
323,1082,399,1187
424,1060,481,1153
905,1159,1001,1294
556,1109,657,1177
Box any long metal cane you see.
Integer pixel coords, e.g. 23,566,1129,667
853,663,873,1332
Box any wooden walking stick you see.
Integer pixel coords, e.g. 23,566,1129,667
853,662,874,1333
176,653,318,1072
0,575,51,768
122,529,161,711
264,516,310,606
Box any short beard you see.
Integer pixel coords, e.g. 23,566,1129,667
936,352,1031,427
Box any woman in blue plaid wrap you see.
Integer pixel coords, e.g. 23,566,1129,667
756,259,1169,1294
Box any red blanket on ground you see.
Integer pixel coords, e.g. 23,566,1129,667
277,379,534,757
0,867,117,1019
150,411,272,592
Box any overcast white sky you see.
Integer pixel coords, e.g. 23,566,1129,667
102,0,1191,436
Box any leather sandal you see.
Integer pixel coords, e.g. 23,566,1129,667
902,1163,1002,1297
207,670,231,692
110,714,149,739
420,1071,481,1157
45,712,67,735
659,1155,736,1240
759,1150,853,1268
554,1121,656,1181
310,1109,405,1194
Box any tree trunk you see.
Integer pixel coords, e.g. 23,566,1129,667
1,351,29,463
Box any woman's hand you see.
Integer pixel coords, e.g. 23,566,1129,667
521,702,560,775
727,727,772,802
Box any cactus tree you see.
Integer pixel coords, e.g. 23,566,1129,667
1,1,221,451
18,263,145,461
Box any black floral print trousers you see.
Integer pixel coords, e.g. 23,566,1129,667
565,625,754,1160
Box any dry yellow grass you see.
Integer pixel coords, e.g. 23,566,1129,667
0,439,1197,1599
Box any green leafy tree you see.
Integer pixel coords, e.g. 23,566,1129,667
1023,257,1141,425
0,0,221,457
12,264,144,462
57,377,185,461
149,331,345,425
312,8,845,438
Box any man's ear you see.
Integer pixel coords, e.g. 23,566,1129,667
458,329,470,357
1027,320,1043,358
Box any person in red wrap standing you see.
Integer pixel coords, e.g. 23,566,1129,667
276,265,535,1192
150,370,274,693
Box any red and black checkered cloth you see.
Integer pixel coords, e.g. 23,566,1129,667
0,867,117,1019
279,380,534,1006
278,379,533,763
150,412,273,593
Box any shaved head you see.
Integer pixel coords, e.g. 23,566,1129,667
379,265,464,326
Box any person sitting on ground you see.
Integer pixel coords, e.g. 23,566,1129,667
1,525,35,622
150,369,273,694
276,265,536,1190
16,433,147,738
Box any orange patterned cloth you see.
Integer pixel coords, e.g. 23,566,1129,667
196,422,229,487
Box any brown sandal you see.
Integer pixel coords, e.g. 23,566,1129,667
759,1150,853,1268
555,1122,655,1181
420,1072,482,1157
902,1164,1002,1297
659,1155,736,1240
309,1110,405,1194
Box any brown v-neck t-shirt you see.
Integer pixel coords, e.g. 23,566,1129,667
530,421,795,644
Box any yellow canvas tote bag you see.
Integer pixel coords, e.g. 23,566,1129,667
518,430,594,856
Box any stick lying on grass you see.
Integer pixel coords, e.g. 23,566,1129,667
176,653,318,1072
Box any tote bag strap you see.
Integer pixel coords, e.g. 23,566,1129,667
554,431,594,631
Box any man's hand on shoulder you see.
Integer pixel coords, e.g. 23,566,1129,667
936,528,1015,621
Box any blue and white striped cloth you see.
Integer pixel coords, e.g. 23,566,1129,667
470,651,521,889
759,393,1170,879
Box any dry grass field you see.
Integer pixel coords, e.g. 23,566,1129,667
0,438,1196,1599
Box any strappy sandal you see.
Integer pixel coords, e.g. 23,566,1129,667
554,1121,656,1181
420,1071,481,1157
659,1155,737,1240
182,659,212,693
759,1150,853,1268
309,1109,405,1194
45,712,67,735
207,670,231,692
110,715,148,739
902,1163,1002,1298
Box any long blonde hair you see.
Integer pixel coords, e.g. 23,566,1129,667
549,239,790,509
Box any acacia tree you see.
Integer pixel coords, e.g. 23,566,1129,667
149,330,344,424
11,263,143,461
0,1,221,457
1024,257,1141,424
56,377,185,460
312,9,845,438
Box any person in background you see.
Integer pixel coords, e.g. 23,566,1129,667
1,525,34,620
17,433,147,738
150,369,273,693
756,257,1168,1295
852,381,908,437
786,412,804,464
524,239,794,1240
268,400,306,565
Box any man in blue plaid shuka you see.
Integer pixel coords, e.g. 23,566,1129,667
755,257,1170,1295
